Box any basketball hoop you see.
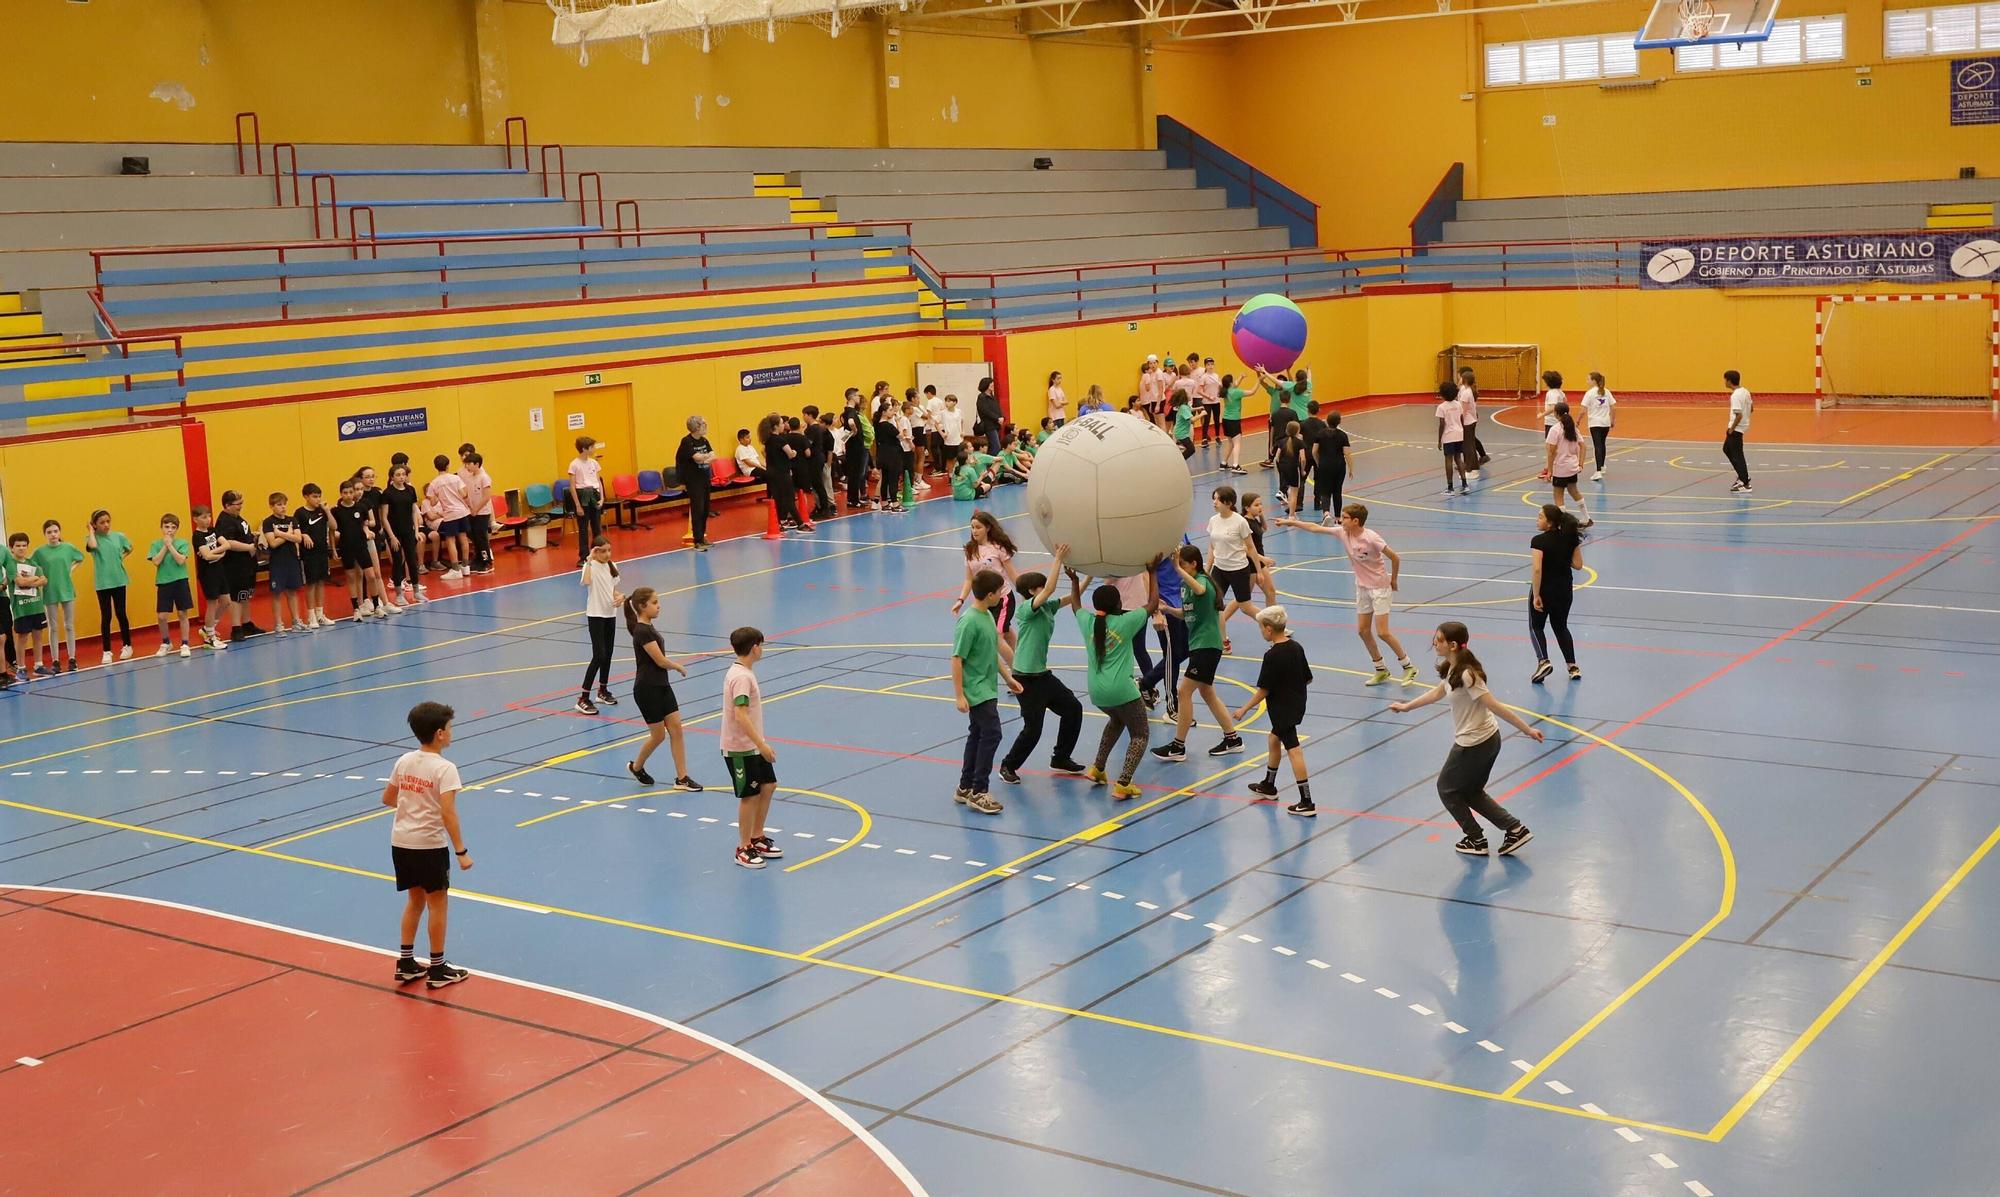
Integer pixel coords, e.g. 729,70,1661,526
1677,0,1716,39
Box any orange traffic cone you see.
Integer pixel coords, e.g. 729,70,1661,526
763,495,785,540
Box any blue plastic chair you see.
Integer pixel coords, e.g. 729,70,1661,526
523,481,559,516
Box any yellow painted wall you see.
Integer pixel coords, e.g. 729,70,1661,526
0,423,192,644
885,22,1144,149
0,0,478,145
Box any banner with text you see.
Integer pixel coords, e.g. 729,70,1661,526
1950,56,2000,126
337,407,429,441
740,365,803,391
1641,232,2000,289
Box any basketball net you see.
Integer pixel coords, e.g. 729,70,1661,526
1676,0,1716,40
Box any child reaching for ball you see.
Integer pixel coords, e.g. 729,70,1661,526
1273,503,1416,686
1232,606,1316,816
1205,486,1260,653
1151,545,1246,763
1076,568,1159,800
999,547,1088,784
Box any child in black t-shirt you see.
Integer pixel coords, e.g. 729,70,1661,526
1233,605,1316,816
213,490,263,642
261,491,307,634
191,505,230,649
296,483,333,629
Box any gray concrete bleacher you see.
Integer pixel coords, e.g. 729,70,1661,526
1443,178,2000,243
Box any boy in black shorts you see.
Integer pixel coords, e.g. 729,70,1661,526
296,483,333,629
720,626,780,870
1234,605,1316,816
382,700,471,989
333,477,398,620
261,492,306,634
213,490,263,641
191,505,231,650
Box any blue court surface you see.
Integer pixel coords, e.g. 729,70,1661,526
5,404,1998,1196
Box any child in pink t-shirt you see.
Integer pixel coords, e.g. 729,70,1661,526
1543,403,1594,528
568,435,606,566
720,626,779,870
1274,502,1415,685
1435,382,1468,496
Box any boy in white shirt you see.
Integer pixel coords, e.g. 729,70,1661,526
1582,371,1616,481
924,385,948,473
382,701,472,989
1723,369,1753,493
734,428,767,479
939,395,966,452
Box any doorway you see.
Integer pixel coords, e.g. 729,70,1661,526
548,384,636,483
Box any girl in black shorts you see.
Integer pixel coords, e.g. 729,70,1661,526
623,586,703,791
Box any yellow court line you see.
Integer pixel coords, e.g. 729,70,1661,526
798,752,1276,959
779,789,873,873
0,788,1708,1140
1702,819,2000,1141
1835,451,1953,505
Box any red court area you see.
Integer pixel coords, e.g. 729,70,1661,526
0,888,914,1197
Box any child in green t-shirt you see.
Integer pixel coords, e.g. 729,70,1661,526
149,513,196,659
85,509,136,664
951,445,993,501
31,519,85,672
1172,394,1195,459
9,531,51,680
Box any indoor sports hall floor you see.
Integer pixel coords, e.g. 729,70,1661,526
5,401,1999,1196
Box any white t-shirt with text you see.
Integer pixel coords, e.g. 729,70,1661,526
389,749,462,849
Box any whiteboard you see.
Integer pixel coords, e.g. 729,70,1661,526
915,362,992,407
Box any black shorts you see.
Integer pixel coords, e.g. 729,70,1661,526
392,845,451,892
1183,646,1223,685
1269,723,1301,750
635,683,680,725
1278,463,1299,488
1177,438,1194,459
990,590,1015,634
725,751,777,799
197,569,228,602
1211,566,1253,603
438,517,469,538
302,554,331,583
269,557,304,594
1552,475,1578,490
1441,442,1464,456
341,547,374,571
155,578,194,614
1222,418,1242,437
12,611,47,634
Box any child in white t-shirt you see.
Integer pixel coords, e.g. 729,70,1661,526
382,701,471,989
1581,370,1616,481
1723,369,1753,492
1434,382,1468,495
567,435,606,565
576,536,621,715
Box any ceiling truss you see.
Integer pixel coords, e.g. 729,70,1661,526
922,0,1621,39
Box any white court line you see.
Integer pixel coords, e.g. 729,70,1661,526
1615,1127,1644,1143
1650,1153,1679,1170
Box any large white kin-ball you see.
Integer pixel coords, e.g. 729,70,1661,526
1025,411,1193,577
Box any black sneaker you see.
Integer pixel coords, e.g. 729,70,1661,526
675,776,703,792
1729,481,1747,492
628,761,654,786
575,696,599,715
596,688,618,706
1151,741,1188,762
752,835,784,859
1498,825,1533,856
998,765,1022,785
1286,801,1317,817
1049,758,1087,774
1141,686,1160,709
426,960,471,989
394,957,426,984
1207,735,1244,757
1530,661,1553,685
1454,835,1490,856
1247,779,1280,798
1568,664,1582,681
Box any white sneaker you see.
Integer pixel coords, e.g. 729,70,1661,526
118,645,133,661
155,644,170,658
101,651,112,665
304,616,320,632
415,584,428,596
1591,470,1604,481
353,610,369,623
383,601,406,615
179,644,192,658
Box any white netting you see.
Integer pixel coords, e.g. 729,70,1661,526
550,0,904,61
1676,0,1716,39
1437,344,1541,401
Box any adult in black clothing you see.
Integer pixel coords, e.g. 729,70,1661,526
212,490,264,639
674,415,716,550
975,377,1005,456
759,414,801,530
1528,503,1584,684
1312,407,1353,518
842,403,872,507
871,400,906,512
786,417,818,523
381,465,423,592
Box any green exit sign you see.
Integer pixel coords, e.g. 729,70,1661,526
584,372,603,386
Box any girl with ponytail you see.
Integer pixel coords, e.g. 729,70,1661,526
1542,402,1594,528
623,586,703,792
1389,621,1544,856
1075,563,1160,799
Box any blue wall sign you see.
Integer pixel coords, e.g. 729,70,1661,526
1950,57,2000,126
336,407,429,441
1641,232,2000,288
740,365,803,391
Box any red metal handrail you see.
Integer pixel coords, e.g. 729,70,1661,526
348,206,379,259
503,116,529,171
234,112,262,175
614,200,641,244
577,171,606,228
308,173,339,240
271,142,300,207
539,144,568,198
0,332,189,419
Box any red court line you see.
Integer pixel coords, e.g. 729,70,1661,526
1493,515,2000,803
0,889,918,1197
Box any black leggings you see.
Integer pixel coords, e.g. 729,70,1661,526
97,587,132,651
845,447,871,505
1590,426,1610,470
583,615,616,694
1200,405,1221,441
1437,731,1521,838
1528,588,1575,665
1313,467,1344,514
685,480,712,543
388,523,420,588
1465,421,1489,466
575,499,603,558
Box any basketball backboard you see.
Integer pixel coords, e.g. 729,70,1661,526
1635,0,1779,48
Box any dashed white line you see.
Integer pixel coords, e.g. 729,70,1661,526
1205,922,1229,932
1102,892,1126,901
1476,1040,1504,1053
1408,1003,1433,1016
667,811,687,818
119,769,138,774
637,808,657,814
895,848,916,855
524,791,542,798
495,788,514,794
1306,959,1330,969
1374,987,1401,999
82,769,101,775
343,774,364,780
1034,874,1056,882
608,804,627,810
1443,1022,1469,1034
930,853,953,860
863,842,881,849
1135,901,1158,910
964,860,986,867
1169,911,1194,921
219,770,238,776
1237,934,1263,944
1579,1103,1607,1116
1544,1080,1573,1095
1341,973,1366,984
1273,946,1297,957
793,832,815,839
15,1057,42,1067
1649,1154,1678,1171
1509,1059,1533,1072
1615,1128,1643,1143
1684,1182,1714,1197
698,817,719,824
828,837,847,844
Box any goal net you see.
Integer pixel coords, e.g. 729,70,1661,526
1437,344,1540,402
1817,294,2000,412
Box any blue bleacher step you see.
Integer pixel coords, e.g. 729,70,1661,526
332,196,566,208
306,168,530,177
368,224,604,241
